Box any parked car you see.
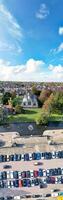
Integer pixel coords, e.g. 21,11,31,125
29,153,32,160
21,154,24,161
34,170,38,177
26,179,31,187
32,152,37,160
30,170,34,177
38,169,43,177
50,176,55,184
2,171,7,180
10,171,13,179
24,153,29,161
9,155,14,161
18,171,21,179
18,179,23,187
14,180,19,187
51,193,58,197
22,179,27,187
36,152,41,160
7,171,10,179
34,178,39,186
52,151,56,159
31,179,35,186
3,165,12,169
41,152,45,159
13,171,18,179
26,171,30,178
21,171,26,178
0,172,3,180
43,169,46,176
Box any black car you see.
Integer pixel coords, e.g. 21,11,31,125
2,171,7,180
14,180,19,187
32,152,37,160
40,183,47,188
9,155,14,161
46,177,51,184
57,168,61,175
2,155,7,162
3,165,12,169
46,194,51,197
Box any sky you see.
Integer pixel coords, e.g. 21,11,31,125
0,0,63,82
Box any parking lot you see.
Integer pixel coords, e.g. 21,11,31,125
0,131,63,199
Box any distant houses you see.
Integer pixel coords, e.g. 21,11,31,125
21,93,38,108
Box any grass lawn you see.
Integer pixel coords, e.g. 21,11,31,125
7,108,41,123
50,113,63,122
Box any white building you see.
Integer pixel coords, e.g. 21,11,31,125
21,93,38,108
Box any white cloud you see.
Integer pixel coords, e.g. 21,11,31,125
59,27,63,35
0,58,63,82
48,64,63,81
0,3,23,54
36,3,49,19
0,58,45,81
50,42,63,55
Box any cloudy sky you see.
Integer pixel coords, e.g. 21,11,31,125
0,0,63,82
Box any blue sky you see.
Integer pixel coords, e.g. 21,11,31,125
0,0,63,81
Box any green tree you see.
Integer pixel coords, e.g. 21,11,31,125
36,109,50,125
2,92,11,105
15,104,23,114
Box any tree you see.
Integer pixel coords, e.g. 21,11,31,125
15,104,23,114
39,89,52,105
2,92,11,105
36,109,50,125
32,86,41,96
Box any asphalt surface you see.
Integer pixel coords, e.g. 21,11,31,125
0,159,63,197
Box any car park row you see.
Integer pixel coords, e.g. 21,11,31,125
1,175,63,189
0,191,63,200
0,150,63,162
0,167,63,180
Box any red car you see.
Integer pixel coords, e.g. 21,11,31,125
19,180,23,187
33,170,38,177
50,176,55,184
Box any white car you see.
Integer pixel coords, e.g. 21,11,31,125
21,154,24,161
14,196,21,200
7,155,9,162
55,177,58,184
42,177,46,184
51,193,58,197
61,168,63,175
30,170,34,177
7,180,11,188
10,171,13,179
11,180,14,188
7,171,10,179
18,171,21,179
55,151,58,158
29,153,32,160
41,153,44,159
52,151,56,159
43,169,46,176
47,169,49,176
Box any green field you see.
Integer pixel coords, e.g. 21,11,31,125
7,109,63,123
50,113,63,122
7,108,41,123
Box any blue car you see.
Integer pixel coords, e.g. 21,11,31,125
24,153,29,161
32,153,37,160
38,169,43,177
22,179,27,187
36,153,41,160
